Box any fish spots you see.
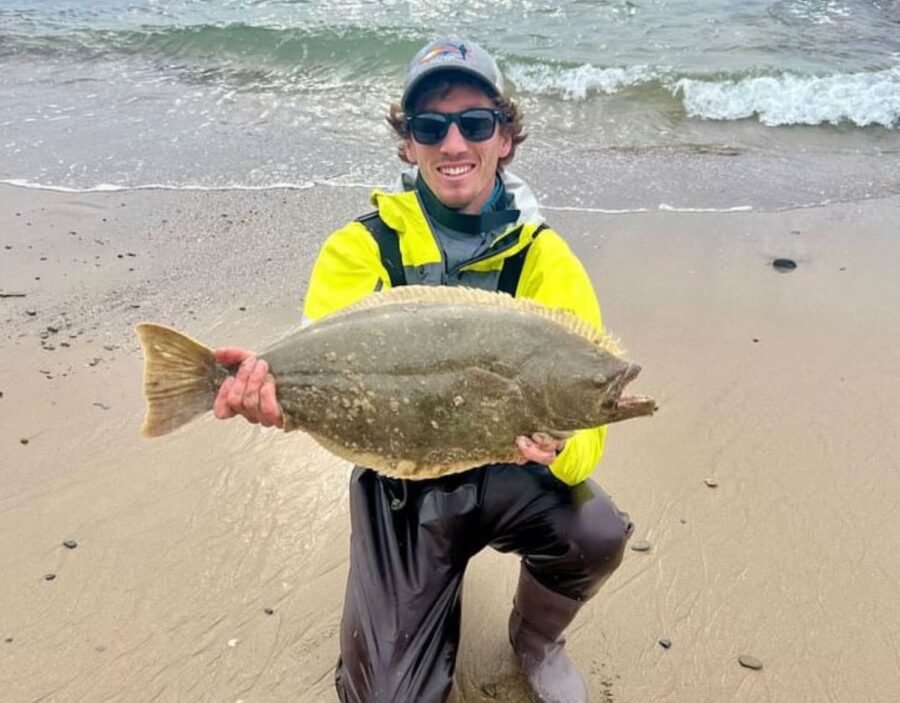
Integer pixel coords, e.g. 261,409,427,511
396,460,416,474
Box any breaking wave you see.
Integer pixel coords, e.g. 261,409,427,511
507,62,900,128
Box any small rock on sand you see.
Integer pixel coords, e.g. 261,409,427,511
658,638,672,649
631,540,652,552
704,478,719,488
44,573,56,581
738,654,763,670
63,540,78,549
772,258,797,272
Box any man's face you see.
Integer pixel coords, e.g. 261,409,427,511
404,84,512,215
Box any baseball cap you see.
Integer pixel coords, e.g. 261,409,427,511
401,37,505,111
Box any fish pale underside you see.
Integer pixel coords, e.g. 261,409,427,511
136,285,655,479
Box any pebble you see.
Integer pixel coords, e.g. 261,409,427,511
25,309,37,316
738,655,763,670
20,438,29,445
63,539,78,549
630,540,652,552
44,573,56,581
658,638,672,649
4,637,12,643
227,638,239,647
704,478,719,488
772,258,797,272
264,608,274,615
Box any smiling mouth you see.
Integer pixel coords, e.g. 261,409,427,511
438,165,474,177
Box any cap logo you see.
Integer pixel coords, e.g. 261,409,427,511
419,42,469,64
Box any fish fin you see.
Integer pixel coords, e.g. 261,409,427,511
332,285,623,355
135,323,221,438
307,432,520,480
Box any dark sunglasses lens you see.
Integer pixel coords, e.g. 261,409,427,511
410,114,449,145
458,110,497,141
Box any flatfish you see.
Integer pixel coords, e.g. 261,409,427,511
137,286,654,478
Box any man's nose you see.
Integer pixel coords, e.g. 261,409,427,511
440,123,468,153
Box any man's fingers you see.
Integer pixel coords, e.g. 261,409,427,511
241,359,269,421
259,374,284,428
211,353,283,430
531,432,564,454
215,347,255,366
516,435,556,466
226,358,259,423
213,377,237,419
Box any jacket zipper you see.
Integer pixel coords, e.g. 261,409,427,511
446,225,525,278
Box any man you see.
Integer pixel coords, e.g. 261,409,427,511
214,37,632,703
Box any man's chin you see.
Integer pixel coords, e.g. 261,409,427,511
434,190,473,211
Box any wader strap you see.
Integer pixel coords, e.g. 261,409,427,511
497,223,548,296
357,211,407,288
359,213,548,295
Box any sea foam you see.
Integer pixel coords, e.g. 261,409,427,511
676,67,900,128
507,61,900,128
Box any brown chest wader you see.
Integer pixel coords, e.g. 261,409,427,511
332,215,633,703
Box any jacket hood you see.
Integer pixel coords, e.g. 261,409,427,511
394,167,543,226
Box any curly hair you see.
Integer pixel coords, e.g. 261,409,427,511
386,73,526,170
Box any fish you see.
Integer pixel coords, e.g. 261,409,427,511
136,285,655,479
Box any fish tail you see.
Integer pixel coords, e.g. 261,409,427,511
135,323,224,438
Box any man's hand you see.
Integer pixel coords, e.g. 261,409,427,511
515,432,566,466
213,348,284,429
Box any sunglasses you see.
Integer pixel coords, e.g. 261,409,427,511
406,108,508,145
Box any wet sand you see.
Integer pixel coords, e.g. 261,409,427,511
1,182,899,702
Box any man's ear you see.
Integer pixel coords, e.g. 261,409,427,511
498,129,512,160
404,139,417,164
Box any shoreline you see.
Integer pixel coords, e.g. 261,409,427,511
2,181,899,702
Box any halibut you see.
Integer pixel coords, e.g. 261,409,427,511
137,286,655,479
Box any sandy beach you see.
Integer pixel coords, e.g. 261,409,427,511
1,180,899,702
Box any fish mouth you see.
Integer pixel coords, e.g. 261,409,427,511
601,363,657,425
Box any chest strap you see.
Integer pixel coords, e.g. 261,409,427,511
357,212,547,295
357,211,407,288
496,223,547,295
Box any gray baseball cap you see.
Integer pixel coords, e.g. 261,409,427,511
401,37,505,111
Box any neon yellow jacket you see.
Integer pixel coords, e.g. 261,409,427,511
302,174,607,485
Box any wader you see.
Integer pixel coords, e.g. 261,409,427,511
334,465,632,702
334,216,632,702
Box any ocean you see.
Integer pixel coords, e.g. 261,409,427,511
1,0,898,209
